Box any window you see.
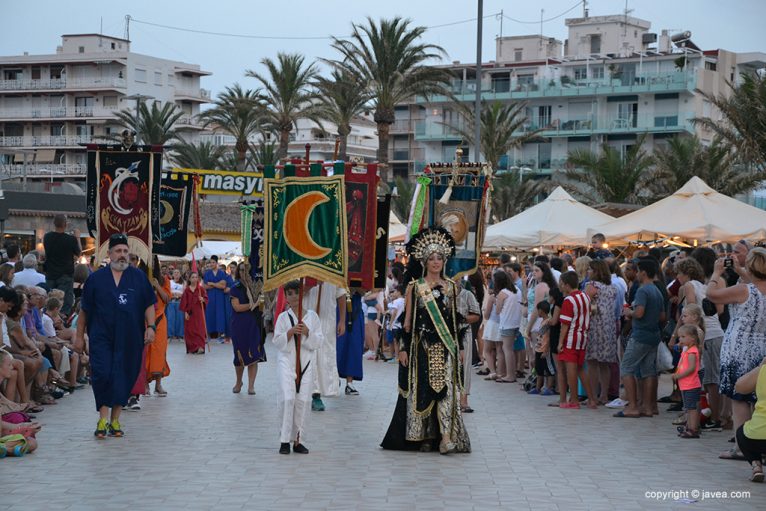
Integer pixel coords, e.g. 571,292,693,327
135,69,146,83
103,95,118,108
50,123,64,136
590,35,601,54
705,61,717,71
514,49,523,62
154,72,162,85
111,42,116,49
78,46,85,53
31,67,41,80
590,66,604,79
3,69,22,80
167,74,174,86
537,105,552,127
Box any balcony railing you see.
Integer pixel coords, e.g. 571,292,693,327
174,87,211,101
0,135,108,147
0,107,114,120
414,120,465,141
421,70,697,103
390,119,416,133
0,163,87,177
0,77,126,91
390,148,425,161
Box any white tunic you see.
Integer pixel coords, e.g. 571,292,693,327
302,282,346,397
273,308,323,443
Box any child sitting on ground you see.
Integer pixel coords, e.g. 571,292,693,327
272,280,323,455
672,324,703,438
528,301,555,396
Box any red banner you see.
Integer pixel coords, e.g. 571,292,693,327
346,164,378,290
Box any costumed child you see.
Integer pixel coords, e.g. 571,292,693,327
272,280,323,455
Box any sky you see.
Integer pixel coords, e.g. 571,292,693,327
3,0,766,98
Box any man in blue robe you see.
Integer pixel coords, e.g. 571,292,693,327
203,255,229,341
74,234,156,438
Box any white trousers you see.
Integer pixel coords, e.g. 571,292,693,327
277,353,315,443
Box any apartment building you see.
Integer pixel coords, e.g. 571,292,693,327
390,13,766,180
0,33,210,181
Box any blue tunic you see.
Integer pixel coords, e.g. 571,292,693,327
81,265,156,410
336,292,364,381
203,269,229,335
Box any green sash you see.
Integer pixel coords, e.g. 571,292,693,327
415,278,457,356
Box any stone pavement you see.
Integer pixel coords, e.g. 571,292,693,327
2,338,764,510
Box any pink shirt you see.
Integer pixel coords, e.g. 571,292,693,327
677,346,701,391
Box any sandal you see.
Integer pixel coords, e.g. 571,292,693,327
484,373,498,381
679,429,700,438
751,462,765,483
476,368,490,376
232,383,243,394
719,448,746,460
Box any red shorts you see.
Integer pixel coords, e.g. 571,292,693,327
558,347,586,366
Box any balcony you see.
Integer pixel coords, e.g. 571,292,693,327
522,111,695,136
0,77,126,92
0,163,86,177
174,88,211,102
390,119,419,134
0,135,108,148
390,147,425,161
0,106,115,120
419,70,697,104
414,120,465,141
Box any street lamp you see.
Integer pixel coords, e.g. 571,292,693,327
124,94,155,145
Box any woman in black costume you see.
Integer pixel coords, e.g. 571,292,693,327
381,227,471,454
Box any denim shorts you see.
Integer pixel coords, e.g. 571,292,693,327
499,328,518,339
620,339,658,378
682,387,701,411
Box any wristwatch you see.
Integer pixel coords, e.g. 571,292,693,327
147,324,157,331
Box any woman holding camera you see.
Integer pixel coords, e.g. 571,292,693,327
707,247,766,460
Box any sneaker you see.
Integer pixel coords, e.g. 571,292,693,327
540,387,556,396
605,398,628,409
363,350,376,360
527,388,541,395
126,396,141,411
311,397,325,411
94,418,108,439
345,384,359,395
279,443,290,455
701,420,723,432
293,443,309,454
108,419,124,437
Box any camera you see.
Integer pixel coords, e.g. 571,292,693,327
723,257,734,268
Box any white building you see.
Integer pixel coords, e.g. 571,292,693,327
0,33,210,181
390,13,766,180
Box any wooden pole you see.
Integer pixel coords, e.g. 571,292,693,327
295,277,304,391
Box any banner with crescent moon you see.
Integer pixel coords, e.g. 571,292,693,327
373,194,391,290
154,173,193,257
345,165,378,290
92,149,161,263
263,175,348,291
428,172,487,280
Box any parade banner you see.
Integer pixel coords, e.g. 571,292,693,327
345,165,378,290
154,173,193,257
240,201,265,303
173,168,263,197
428,172,487,279
263,175,348,291
373,194,392,290
89,148,161,262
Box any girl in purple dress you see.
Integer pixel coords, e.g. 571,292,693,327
229,263,266,394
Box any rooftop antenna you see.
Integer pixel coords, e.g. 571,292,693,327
583,0,589,18
124,14,131,41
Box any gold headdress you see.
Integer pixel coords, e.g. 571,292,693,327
406,227,456,263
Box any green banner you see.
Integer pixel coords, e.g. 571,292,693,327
263,175,348,291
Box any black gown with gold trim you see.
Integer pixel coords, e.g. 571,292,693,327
380,280,471,452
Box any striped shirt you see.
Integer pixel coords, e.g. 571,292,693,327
559,290,591,350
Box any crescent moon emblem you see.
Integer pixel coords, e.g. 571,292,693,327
159,200,174,225
283,191,332,260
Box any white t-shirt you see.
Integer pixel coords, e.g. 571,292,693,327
497,288,522,330
170,280,184,296
551,268,562,283
1,315,10,347
388,297,405,330
41,313,57,337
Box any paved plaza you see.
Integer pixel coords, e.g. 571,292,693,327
2,338,764,510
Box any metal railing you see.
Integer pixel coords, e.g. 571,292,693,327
0,135,99,147
0,163,87,177
0,107,113,119
0,77,126,91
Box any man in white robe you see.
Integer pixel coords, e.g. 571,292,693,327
273,281,324,454
302,281,346,411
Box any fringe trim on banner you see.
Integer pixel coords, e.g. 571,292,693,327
241,206,254,257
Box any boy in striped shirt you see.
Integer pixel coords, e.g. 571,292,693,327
557,271,597,409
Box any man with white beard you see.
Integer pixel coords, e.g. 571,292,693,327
301,281,346,411
74,234,156,438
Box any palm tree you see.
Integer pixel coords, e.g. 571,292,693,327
114,101,183,145
561,135,654,205
490,171,545,222
451,101,543,170
649,135,766,199
314,68,372,161
693,72,766,172
250,137,279,166
330,17,451,181
246,53,321,160
171,139,225,170
390,177,415,221
198,84,264,171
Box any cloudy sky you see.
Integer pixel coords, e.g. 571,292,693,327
4,0,765,97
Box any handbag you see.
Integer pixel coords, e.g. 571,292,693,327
656,341,674,373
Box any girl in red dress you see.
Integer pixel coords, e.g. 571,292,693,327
180,272,208,354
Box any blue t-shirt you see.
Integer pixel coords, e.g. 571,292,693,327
631,283,663,345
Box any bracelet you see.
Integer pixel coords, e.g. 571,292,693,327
147,324,157,331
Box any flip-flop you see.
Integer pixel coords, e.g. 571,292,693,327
719,448,746,461
548,402,564,407
613,411,641,418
